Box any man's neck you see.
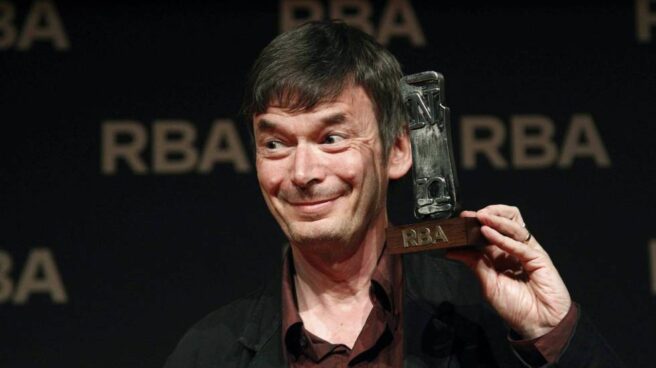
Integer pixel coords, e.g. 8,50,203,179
290,211,387,346
291,211,386,299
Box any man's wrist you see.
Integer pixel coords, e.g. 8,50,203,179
509,302,579,366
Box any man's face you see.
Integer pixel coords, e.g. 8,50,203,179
253,86,392,249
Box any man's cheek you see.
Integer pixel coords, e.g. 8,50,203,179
257,162,284,190
330,152,364,180
340,157,370,186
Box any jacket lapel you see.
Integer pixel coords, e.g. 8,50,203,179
236,261,287,367
402,252,502,368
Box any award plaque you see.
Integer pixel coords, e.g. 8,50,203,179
387,71,484,254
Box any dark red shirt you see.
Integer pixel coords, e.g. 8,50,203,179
282,250,403,367
282,249,576,367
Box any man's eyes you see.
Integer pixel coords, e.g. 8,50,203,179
260,134,345,151
264,140,285,150
322,134,345,144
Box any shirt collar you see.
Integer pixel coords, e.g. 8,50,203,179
281,245,402,357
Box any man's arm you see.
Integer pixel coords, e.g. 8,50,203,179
446,204,624,366
447,204,571,338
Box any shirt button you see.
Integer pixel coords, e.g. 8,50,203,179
299,335,308,348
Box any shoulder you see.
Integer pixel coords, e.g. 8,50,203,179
192,288,264,333
163,287,266,368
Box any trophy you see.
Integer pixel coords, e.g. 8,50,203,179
386,71,484,254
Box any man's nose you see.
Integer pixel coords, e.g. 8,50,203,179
291,142,325,187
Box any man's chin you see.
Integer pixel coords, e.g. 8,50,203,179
286,220,348,246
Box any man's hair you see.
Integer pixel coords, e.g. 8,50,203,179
241,20,406,159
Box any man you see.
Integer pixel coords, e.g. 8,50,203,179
165,21,623,367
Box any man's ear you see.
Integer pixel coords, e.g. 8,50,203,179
387,128,412,179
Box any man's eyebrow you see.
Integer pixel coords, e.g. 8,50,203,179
256,119,277,133
256,113,347,132
320,112,348,126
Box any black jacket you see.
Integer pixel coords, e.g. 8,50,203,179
164,252,623,367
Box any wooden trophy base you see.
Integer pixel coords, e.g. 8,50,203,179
386,217,484,255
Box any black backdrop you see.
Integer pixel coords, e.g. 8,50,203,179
1,1,655,367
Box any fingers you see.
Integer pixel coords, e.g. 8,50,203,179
461,205,532,244
461,204,546,259
477,212,530,244
457,206,550,275
479,226,544,270
479,204,525,225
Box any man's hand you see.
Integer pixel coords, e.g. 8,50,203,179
446,204,572,339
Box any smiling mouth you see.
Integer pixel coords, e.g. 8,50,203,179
290,198,335,206
288,197,340,215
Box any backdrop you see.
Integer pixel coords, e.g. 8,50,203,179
1,1,655,367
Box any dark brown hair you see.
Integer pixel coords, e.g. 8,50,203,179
241,20,405,158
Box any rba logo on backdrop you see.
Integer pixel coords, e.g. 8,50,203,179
0,248,68,305
279,0,425,46
99,114,610,175
280,0,656,45
0,0,69,51
1,0,654,51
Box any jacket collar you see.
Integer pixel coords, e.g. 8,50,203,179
237,260,283,354
233,249,455,348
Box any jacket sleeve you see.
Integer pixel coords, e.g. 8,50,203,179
163,327,202,368
554,305,625,368
511,305,625,368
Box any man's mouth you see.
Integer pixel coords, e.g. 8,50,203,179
288,197,340,215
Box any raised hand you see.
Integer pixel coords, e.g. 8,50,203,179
446,204,571,339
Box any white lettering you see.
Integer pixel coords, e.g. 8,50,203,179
636,0,656,42
377,0,425,46
102,121,148,174
153,120,198,174
330,0,374,35
279,0,425,46
101,119,252,175
0,2,17,49
17,0,70,51
199,119,252,173
402,229,417,247
461,115,508,169
558,114,611,168
416,227,432,246
0,250,13,302
512,115,558,169
13,248,68,304
460,114,611,170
